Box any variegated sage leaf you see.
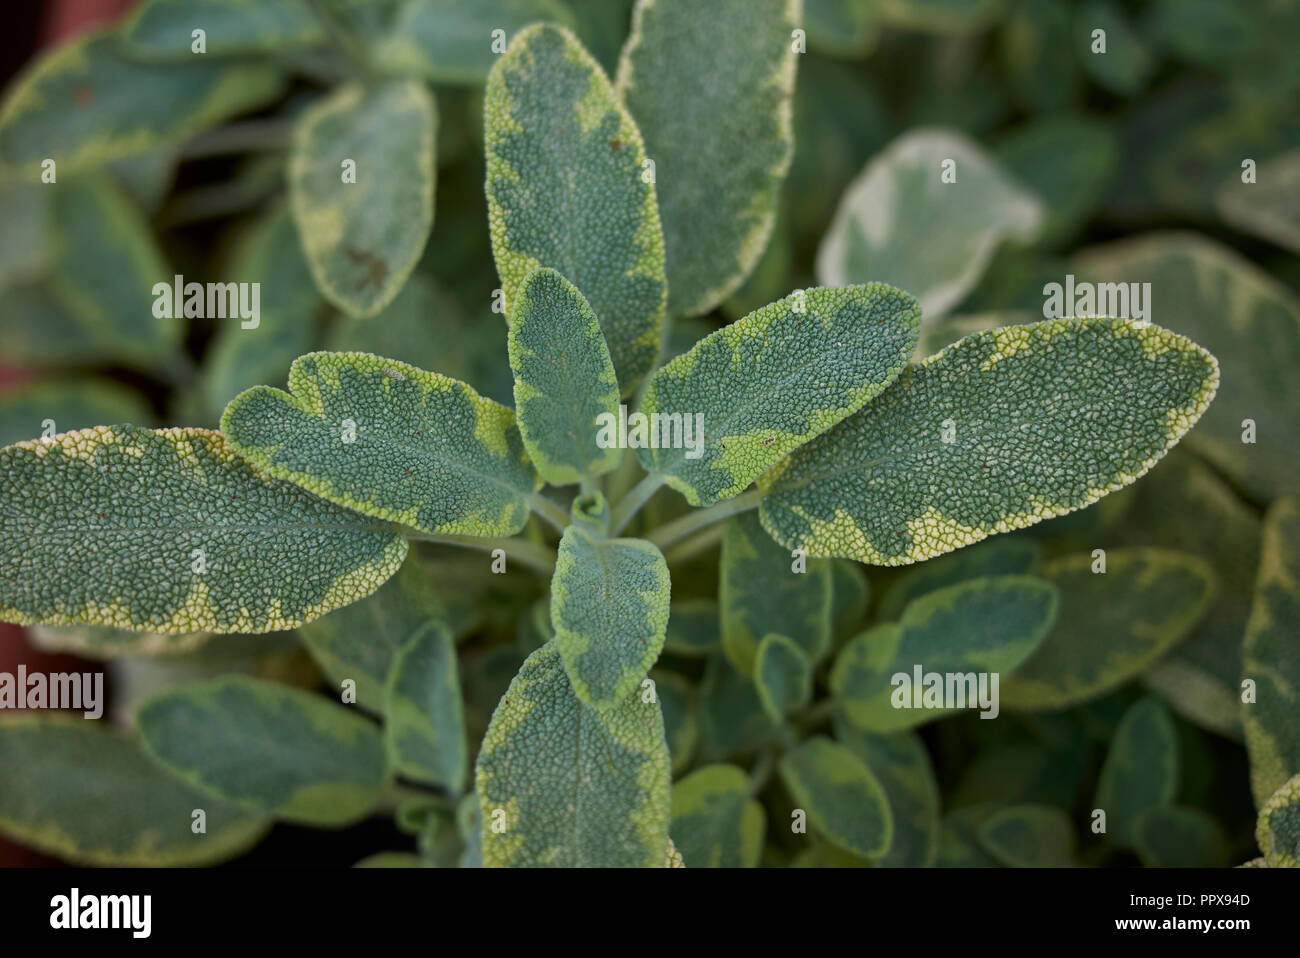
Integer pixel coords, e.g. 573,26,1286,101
476,642,671,867
137,676,387,826
1001,549,1215,712
754,634,812,719
664,598,719,657
640,284,920,507
805,0,879,58
508,268,621,485
1094,697,1179,848
878,0,1005,33
779,736,892,859
817,129,1043,322
0,426,406,634
290,80,436,317
221,352,540,538
0,30,283,179
616,0,798,317
876,537,1042,622
384,620,467,793
652,669,698,774
0,718,268,866
0,378,150,450
759,317,1219,566
551,526,670,709
670,764,764,867
486,23,666,394
1257,773,1300,868
831,575,1057,734
1134,806,1229,868
698,656,780,761
1243,498,1300,809
721,510,832,675
121,0,325,58
976,804,1075,868
1216,147,1300,254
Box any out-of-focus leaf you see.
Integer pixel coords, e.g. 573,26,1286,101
804,0,878,58
652,669,697,774
997,0,1080,113
1073,0,1152,95
697,656,780,761
1094,697,1179,848
0,379,151,449
753,633,812,719
121,0,325,58
976,804,1074,867
1216,147,1300,254
1133,806,1229,868
877,0,1006,34
670,764,764,867
663,599,719,657
779,736,892,859
877,537,1042,622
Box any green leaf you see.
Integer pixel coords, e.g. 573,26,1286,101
996,0,1079,113
935,804,1001,867
567,0,636,75
385,619,467,793
1001,549,1215,711
1074,0,1152,96
121,0,325,58
476,642,672,867
0,182,49,292
876,537,1042,622
721,510,833,674
508,268,621,484
652,668,697,774
355,852,426,868
804,0,879,58
0,378,151,449
664,598,719,657
1133,806,1229,868
670,764,764,867
1094,697,1179,848
27,623,211,658
877,0,1006,33
779,736,893,859
551,525,670,709
1257,773,1300,868
486,23,666,394
640,284,921,507
616,0,798,316
831,576,1058,734
759,317,1219,565
817,129,1043,322
1216,146,1300,254
0,425,406,633
976,804,1075,868
754,634,812,719
829,559,870,645
0,30,283,179
221,351,540,538
137,676,387,826
698,655,780,761
1243,498,1300,808
0,717,267,865
290,80,436,317
1072,233,1298,500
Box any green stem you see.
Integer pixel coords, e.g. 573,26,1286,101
528,493,570,533
662,524,724,566
609,472,667,536
408,533,556,575
178,118,293,159
308,0,378,79
749,748,776,796
645,488,764,551
376,781,449,814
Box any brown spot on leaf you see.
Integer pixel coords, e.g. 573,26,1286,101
343,247,388,292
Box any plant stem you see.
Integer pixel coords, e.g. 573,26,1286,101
609,472,667,536
662,524,724,565
749,748,776,795
645,488,763,551
178,118,294,159
408,533,556,575
528,493,570,533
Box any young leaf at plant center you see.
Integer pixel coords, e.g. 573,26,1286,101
137,676,387,827
1000,549,1215,712
834,719,940,867
651,669,698,774
754,634,812,720
0,379,151,450
758,317,1219,566
1094,697,1179,848
551,525,670,709
475,642,671,867
1256,773,1300,868
0,426,406,633
290,81,436,317
779,736,892,860
0,718,268,866
976,804,1075,868
670,764,764,867
508,268,622,485
221,352,540,537
616,0,798,317
1216,147,1300,254
1133,806,1229,868
1242,498,1300,808
384,620,467,793
877,538,1042,622
721,511,833,674
640,284,920,507
817,129,1043,322
1072,233,1299,500
486,23,666,394
0,30,282,179
121,0,325,59
698,656,781,761
663,599,719,657
831,575,1058,734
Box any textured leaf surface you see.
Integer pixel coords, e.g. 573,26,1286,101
831,576,1058,733
0,717,267,865
1094,697,1179,848
759,317,1219,565
476,643,671,867
508,268,621,484
137,677,387,826
221,352,539,537
670,764,764,867
122,0,324,58
0,379,150,450
1072,233,1299,499
551,526,670,709
290,81,436,317
0,30,282,178
976,804,1074,868
779,736,892,859
486,23,665,394
640,284,920,507
1133,806,1229,868
0,425,405,633
1001,549,1214,711
721,511,832,674
385,620,467,793
616,0,798,317
754,634,812,719
1257,773,1300,868
817,129,1042,321
1243,498,1300,808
